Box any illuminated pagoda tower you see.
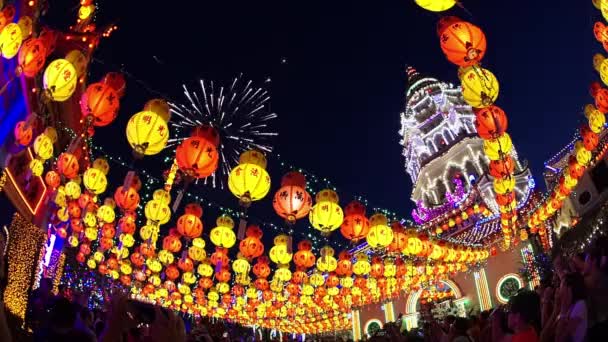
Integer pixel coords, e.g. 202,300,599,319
399,66,534,244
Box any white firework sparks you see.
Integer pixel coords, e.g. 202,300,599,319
169,74,278,188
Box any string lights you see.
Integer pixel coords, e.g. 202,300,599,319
3,213,46,323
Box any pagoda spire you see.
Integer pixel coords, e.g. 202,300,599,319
406,65,420,83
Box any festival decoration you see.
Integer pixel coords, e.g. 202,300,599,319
309,189,344,235
227,150,271,207
43,58,78,102
175,125,220,179
414,0,456,12
170,75,278,188
273,171,312,225
126,110,170,157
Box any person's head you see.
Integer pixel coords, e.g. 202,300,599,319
49,297,77,330
570,253,586,274
443,314,456,330
561,272,587,303
80,307,94,327
479,310,490,325
507,290,540,333
552,252,568,280
450,317,469,336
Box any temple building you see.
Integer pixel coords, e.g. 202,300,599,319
350,68,539,339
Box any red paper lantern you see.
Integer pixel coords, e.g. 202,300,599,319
340,201,370,242
177,257,194,272
489,155,515,179
165,264,180,281
438,17,487,67
13,121,33,146
591,82,608,113
57,152,80,179
176,213,203,239
162,234,182,253
18,37,47,78
184,203,203,217
80,82,120,127
239,235,264,260
293,240,316,269
580,124,599,151
45,171,61,189
114,186,140,211
272,172,312,225
475,105,508,140
175,126,219,179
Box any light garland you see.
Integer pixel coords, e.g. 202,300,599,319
3,213,46,323
473,269,492,311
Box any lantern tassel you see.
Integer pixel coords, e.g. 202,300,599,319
0,76,15,97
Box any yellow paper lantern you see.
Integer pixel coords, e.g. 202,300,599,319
232,258,250,274
29,159,44,177
78,4,95,20
146,258,163,273
83,167,108,195
228,150,271,206
210,215,236,248
493,177,515,195
414,0,456,12
17,16,33,38
33,134,54,160
126,111,170,156
483,133,513,161
460,66,499,108
575,141,592,166
144,199,171,225
594,53,608,86
43,59,78,101
119,233,135,248
65,50,89,77
316,246,337,273
188,246,206,262
197,262,214,277
269,244,292,265
65,181,81,199
97,204,116,223
158,250,174,265
353,252,371,276
366,213,393,249
584,104,606,134
407,232,423,255
309,272,325,287
0,23,23,59
68,235,79,247
309,189,344,234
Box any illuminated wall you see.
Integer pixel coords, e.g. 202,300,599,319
3,213,46,324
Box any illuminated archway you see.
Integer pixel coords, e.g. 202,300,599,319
403,279,465,330
364,319,383,337
495,273,525,304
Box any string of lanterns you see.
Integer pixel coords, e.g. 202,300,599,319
424,11,518,249
0,0,520,334
525,4,608,249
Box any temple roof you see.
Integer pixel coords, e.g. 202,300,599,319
405,66,441,103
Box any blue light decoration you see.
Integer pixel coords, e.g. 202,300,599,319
0,6,27,157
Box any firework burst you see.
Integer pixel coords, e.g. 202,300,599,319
169,74,278,188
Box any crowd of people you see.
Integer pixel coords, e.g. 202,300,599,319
365,237,608,342
0,235,606,341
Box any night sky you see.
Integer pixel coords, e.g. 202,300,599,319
38,0,597,221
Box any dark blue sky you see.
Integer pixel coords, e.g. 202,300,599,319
43,0,597,218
